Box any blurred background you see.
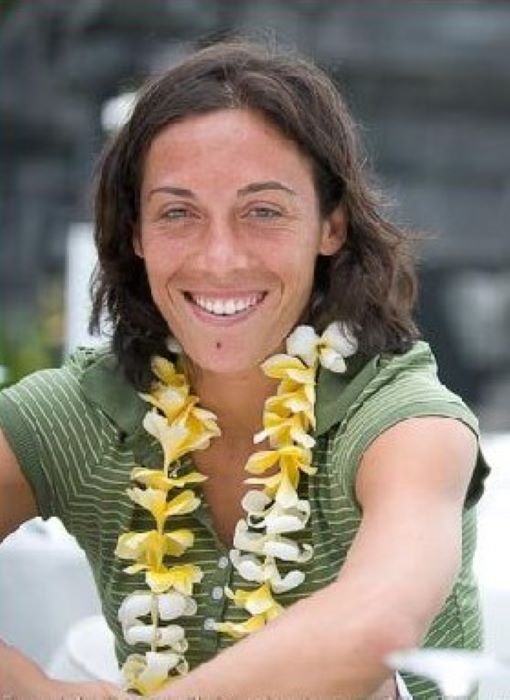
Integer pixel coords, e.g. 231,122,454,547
0,0,509,692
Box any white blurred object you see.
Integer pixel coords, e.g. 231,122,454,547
65,222,104,354
387,648,510,697
476,433,510,698
0,518,102,667
47,615,119,683
101,92,137,133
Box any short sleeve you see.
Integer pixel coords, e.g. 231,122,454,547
0,351,108,525
329,343,488,510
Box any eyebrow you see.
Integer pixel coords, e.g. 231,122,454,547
237,181,296,197
148,181,297,200
148,186,195,199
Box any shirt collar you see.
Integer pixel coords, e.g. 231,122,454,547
80,349,378,441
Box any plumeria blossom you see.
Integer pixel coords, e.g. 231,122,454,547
244,446,316,507
286,322,358,372
122,650,187,695
254,410,315,450
143,409,219,472
126,487,201,531
212,613,266,640
118,591,197,628
233,520,313,563
146,563,204,596
242,491,311,534
226,581,283,616
130,466,207,492
212,584,283,638
115,529,194,568
229,551,305,593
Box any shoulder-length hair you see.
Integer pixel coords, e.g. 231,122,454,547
90,39,419,390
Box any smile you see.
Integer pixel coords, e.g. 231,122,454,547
184,292,266,318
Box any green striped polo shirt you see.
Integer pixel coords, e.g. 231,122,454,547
0,341,489,698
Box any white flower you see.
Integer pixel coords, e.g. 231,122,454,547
124,622,187,652
286,322,357,372
122,650,187,695
233,520,313,563
118,591,197,629
229,550,306,593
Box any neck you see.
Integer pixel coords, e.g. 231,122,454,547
185,361,277,440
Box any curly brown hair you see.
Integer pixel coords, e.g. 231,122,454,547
90,39,419,390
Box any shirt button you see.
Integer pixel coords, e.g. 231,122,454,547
211,586,224,601
203,617,216,631
218,556,229,569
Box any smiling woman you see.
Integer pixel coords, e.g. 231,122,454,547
0,39,489,699
134,108,344,375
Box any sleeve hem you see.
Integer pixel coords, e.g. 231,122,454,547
0,394,53,520
341,402,480,511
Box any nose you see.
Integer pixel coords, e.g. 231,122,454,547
195,217,251,274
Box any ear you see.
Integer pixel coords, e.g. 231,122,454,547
318,205,347,256
133,226,144,258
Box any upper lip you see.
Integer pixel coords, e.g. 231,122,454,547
183,290,266,299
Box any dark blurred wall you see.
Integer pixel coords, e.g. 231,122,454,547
1,0,509,426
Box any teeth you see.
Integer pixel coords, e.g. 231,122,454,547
190,294,263,316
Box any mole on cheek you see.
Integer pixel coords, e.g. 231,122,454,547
216,341,222,350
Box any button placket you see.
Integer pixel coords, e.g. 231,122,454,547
201,556,233,651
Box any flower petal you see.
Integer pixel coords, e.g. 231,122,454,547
319,346,347,373
241,489,272,514
158,591,197,620
122,650,180,695
286,325,319,367
244,450,280,475
212,614,266,639
118,592,152,626
321,322,358,357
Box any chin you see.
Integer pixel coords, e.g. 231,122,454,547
182,339,275,377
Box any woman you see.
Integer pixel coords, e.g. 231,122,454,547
0,40,488,698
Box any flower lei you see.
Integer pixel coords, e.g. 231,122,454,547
115,323,357,695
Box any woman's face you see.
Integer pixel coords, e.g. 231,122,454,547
136,108,345,375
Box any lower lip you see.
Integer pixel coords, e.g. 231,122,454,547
184,295,266,326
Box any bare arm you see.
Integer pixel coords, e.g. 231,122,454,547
155,417,477,698
0,428,40,542
0,429,127,698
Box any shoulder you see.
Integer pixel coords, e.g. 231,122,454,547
0,344,143,435
316,341,488,505
317,340,478,439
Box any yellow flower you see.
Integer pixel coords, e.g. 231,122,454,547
115,529,194,570
245,445,315,506
151,356,186,387
131,467,207,492
122,650,186,696
142,411,190,471
265,388,315,429
146,563,203,595
254,410,315,449
226,582,283,616
213,614,266,639
126,487,201,530
261,354,316,386
215,583,284,640
140,383,190,424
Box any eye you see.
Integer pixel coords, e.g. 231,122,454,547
162,207,196,221
247,207,282,219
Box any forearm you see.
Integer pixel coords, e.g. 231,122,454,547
0,638,126,699
156,577,418,699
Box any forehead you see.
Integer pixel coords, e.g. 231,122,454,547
141,108,317,195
